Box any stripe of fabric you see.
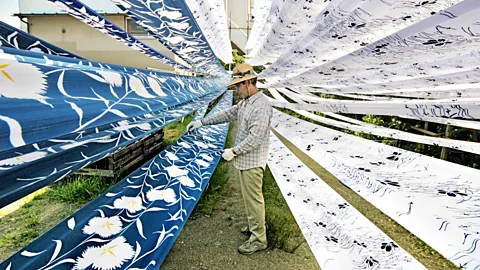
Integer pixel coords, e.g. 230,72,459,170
259,0,463,85
0,90,224,209
0,47,229,152
268,132,425,269
0,91,233,270
184,0,232,63
271,110,480,269
114,0,227,76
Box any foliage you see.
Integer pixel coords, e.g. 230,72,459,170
45,175,116,204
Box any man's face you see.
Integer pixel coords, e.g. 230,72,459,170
234,81,249,99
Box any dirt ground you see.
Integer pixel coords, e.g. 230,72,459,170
161,169,320,270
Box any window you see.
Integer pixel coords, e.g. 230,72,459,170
126,18,148,36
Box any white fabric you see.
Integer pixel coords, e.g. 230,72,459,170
268,133,426,270
271,110,480,270
244,0,274,51
246,0,329,65
270,87,480,129
259,0,464,85
185,0,233,63
268,88,480,155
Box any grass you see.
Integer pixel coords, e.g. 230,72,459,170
163,113,195,147
0,175,113,261
263,166,305,253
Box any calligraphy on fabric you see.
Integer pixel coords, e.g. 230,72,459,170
268,133,425,269
268,88,480,155
0,21,82,58
0,91,233,270
184,0,232,63
0,90,225,209
246,0,328,66
113,0,226,76
48,0,191,71
268,87,480,129
0,47,229,151
244,0,273,51
260,0,479,90
271,110,480,269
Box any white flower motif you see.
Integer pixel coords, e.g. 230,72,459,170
194,141,209,149
113,196,144,213
165,151,179,161
199,154,214,162
147,76,167,97
0,57,48,103
178,176,195,187
144,113,154,118
83,216,122,238
74,236,134,270
195,159,210,168
167,22,189,30
207,143,218,148
97,70,122,87
0,151,48,166
158,10,182,20
146,188,176,203
184,41,199,46
165,165,188,178
165,36,185,45
118,120,130,126
136,123,151,131
178,142,191,149
179,47,198,54
203,135,215,142
128,75,155,98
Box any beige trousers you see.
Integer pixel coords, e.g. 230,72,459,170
238,167,267,244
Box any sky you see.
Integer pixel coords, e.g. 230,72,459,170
0,0,20,27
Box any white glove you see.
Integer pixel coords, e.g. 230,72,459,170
222,148,236,161
186,120,202,133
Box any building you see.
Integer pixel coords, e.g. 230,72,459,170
15,0,253,72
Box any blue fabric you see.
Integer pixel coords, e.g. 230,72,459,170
0,20,83,58
0,91,233,270
0,47,229,151
0,89,224,209
47,0,191,71
115,0,226,76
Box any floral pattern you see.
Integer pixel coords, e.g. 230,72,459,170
0,91,232,269
113,0,227,76
0,46,229,209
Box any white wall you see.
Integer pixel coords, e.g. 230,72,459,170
19,0,121,13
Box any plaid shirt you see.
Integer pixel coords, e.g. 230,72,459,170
201,91,272,170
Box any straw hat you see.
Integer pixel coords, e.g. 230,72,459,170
227,63,258,87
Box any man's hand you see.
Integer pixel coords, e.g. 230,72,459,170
186,120,202,133
222,148,236,161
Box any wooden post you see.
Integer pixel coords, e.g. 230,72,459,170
440,125,452,160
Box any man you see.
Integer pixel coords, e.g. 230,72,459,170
186,63,272,255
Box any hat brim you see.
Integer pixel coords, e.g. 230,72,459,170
227,74,257,87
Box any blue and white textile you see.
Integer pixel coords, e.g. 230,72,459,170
0,91,232,270
114,0,227,76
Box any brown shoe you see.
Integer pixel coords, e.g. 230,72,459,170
240,225,251,235
238,239,268,255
